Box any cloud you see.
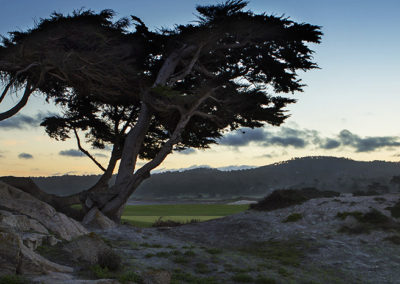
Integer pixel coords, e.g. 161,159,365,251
220,127,313,149
320,138,341,150
337,130,400,152
0,112,56,130
268,136,306,148
94,153,108,158
219,128,266,146
175,148,196,155
59,149,85,157
218,126,400,153
18,153,33,159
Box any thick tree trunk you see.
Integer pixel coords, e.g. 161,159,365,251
80,148,120,215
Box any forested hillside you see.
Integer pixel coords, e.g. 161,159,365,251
31,156,400,200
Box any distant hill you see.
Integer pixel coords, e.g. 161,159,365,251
31,156,400,200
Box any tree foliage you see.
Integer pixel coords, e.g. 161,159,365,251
0,1,322,220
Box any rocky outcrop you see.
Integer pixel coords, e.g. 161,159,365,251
62,233,111,265
0,181,88,241
82,208,117,230
0,181,88,277
0,229,73,275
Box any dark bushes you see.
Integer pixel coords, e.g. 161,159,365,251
97,249,121,271
250,188,339,211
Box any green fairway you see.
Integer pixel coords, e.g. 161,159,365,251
121,204,249,227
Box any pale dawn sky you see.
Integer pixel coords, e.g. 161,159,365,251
0,0,399,176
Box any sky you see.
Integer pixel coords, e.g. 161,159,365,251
0,0,400,176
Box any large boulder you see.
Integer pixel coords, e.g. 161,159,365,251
0,181,88,241
0,229,73,275
82,208,117,230
62,233,112,265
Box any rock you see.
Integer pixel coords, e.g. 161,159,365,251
0,229,20,275
0,210,49,234
142,270,171,284
0,181,88,241
21,232,60,250
0,229,73,275
82,208,117,230
62,233,112,265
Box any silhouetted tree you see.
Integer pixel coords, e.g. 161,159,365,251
0,1,322,221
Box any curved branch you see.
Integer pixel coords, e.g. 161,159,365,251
0,80,14,104
72,128,106,172
0,63,43,121
169,45,203,85
0,82,34,121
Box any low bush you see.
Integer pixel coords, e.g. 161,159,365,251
282,213,303,223
0,275,28,284
384,235,400,245
251,188,339,211
97,249,121,271
117,271,144,284
152,217,200,227
90,264,112,279
232,273,253,283
337,209,400,234
387,199,400,218
255,276,277,284
352,190,380,196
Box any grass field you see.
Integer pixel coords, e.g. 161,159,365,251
121,204,249,227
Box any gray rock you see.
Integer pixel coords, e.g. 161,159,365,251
142,270,171,284
82,207,117,230
62,233,111,265
0,229,73,275
0,230,20,275
0,212,49,234
0,181,88,241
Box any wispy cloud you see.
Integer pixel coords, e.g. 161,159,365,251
218,127,400,153
59,149,84,157
0,112,56,130
94,153,108,158
18,153,33,159
175,148,196,155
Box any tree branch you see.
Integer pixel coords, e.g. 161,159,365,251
153,44,197,86
72,128,106,172
168,45,203,85
0,82,34,121
115,101,153,185
0,80,14,104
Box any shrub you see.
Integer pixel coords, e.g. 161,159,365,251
117,271,144,284
0,275,28,284
184,250,196,257
90,264,112,279
352,190,380,196
387,199,400,218
97,249,121,271
152,217,200,227
255,276,276,284
337,209,400,234
282,213,303,223
232,273,253,282
195,263,211,274
173,256,187,264
385,235,400,245
204,248,222,255
251,188,339,211
240,240,308,267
